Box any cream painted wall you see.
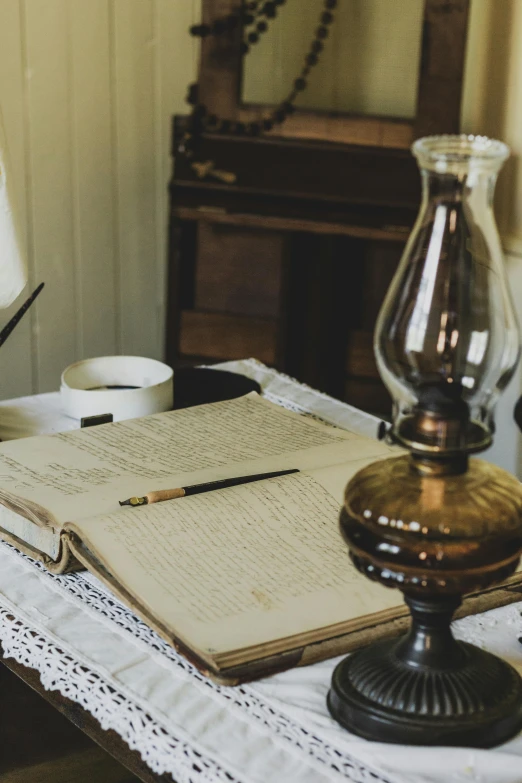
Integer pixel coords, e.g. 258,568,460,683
0,0,200,397
243,0,425,119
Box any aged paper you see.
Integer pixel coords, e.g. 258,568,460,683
0,394,394,528
69,462,401,659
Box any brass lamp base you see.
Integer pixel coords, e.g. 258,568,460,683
329,455,522,747
328,595,522,746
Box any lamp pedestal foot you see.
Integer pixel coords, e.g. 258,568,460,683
328,595,522,747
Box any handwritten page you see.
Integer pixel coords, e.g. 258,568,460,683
69,463,401,659
0,394,394,528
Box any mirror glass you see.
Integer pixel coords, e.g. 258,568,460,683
241,0,425,119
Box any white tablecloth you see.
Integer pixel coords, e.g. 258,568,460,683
1,359,522,783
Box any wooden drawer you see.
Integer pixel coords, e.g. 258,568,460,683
345,330,380,379
194,223,285,318
179,310,278,365
344,377,392,417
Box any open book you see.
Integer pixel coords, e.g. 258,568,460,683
0,393,520,684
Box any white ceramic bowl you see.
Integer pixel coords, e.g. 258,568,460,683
60,356,173,421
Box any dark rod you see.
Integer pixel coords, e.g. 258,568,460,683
119,468,300,506
0,282,44,350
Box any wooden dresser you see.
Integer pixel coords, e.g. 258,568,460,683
165,0,470,417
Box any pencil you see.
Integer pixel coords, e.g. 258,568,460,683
119,468,299,507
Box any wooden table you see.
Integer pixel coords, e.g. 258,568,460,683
2,362,518,783
1,653,164,782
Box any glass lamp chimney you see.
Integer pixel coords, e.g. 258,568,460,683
375,135,520,456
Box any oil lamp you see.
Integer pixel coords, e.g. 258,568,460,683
328,136,522,747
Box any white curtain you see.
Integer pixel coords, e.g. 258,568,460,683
0,106,27,308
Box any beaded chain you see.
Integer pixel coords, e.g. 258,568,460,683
180,0,337,178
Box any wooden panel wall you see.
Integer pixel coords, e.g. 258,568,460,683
0,0,200,396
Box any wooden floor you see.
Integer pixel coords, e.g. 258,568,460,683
0,665,140,782
2,747,139,783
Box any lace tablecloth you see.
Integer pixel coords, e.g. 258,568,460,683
1,359,522,783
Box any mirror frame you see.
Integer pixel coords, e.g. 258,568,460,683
198,0,470,149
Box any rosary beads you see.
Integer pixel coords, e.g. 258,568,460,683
182,0,337,161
